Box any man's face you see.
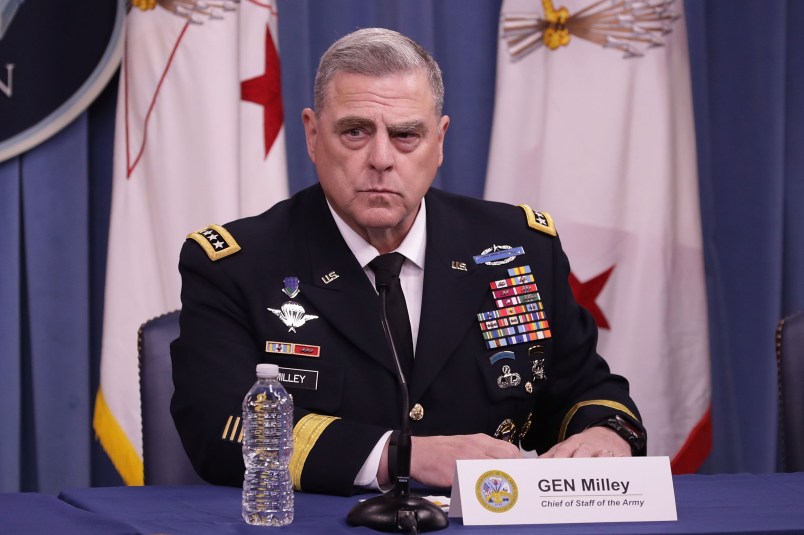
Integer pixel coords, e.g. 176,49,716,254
302,70,449,247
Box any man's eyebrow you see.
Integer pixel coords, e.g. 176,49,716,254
387,120,428,136
333,116,375,132
332,116,428,136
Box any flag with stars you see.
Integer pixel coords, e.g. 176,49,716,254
485,0,711,472
94,0,287,485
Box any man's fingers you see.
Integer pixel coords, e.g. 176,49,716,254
540,427,631,459
409,434,520,488
476,435,521,459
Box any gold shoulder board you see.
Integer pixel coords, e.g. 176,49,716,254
518,205,557,237
187,224,241,261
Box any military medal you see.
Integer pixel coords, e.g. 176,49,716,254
473,244,525,266
268,302,319,333
268,276,319,333
266,341,321,357
496,364,522,389
477,265,552,349
532,358,546,381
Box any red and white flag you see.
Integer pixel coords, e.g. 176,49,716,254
485,0,711,471
94,0,288,485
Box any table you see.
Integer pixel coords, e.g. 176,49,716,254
55,473,804,534
0,492,138,534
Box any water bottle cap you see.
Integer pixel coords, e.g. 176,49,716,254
256,363,280,378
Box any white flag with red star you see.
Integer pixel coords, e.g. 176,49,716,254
94,0,287,485
485,0,711,471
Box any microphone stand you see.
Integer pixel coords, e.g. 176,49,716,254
347,285,449,533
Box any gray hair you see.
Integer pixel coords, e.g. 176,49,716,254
313,28,445,117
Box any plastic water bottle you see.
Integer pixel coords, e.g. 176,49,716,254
242,363,294,526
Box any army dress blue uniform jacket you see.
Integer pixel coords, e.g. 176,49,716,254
170,184,645,496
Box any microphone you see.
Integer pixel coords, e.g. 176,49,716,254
346,280,449,533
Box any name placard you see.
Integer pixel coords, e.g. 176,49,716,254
449,457,676,526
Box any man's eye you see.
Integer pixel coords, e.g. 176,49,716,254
346,128,363,137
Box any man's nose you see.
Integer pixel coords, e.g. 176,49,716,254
367,134,394,173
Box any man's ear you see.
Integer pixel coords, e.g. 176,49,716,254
302,108,318,163
437,115,450,166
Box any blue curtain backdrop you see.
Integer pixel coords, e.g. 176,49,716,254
1,0,802,491
686,1,804,473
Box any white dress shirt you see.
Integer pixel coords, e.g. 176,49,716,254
326,198,427,488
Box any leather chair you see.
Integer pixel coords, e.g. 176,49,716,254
776,310,804,472
138,310,206,485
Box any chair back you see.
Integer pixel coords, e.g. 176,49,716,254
139,311,206,485
776,310,804,472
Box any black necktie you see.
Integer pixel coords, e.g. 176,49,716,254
369,253,414,381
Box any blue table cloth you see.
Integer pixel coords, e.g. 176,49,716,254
55,473,804,534
0,492,139,534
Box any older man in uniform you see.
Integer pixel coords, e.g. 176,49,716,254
170,27,646,497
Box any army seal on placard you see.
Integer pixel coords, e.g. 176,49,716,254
475,470,518,513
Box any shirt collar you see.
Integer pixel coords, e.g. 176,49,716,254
327,198,427,270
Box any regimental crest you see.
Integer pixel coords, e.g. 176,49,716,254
501,0,680,60
282,276,300,299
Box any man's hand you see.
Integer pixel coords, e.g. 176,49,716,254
407,434,521,488
539,426,631,458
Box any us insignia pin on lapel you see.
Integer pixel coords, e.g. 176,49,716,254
321,271,339,284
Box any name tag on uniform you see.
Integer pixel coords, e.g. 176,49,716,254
277,367,318,390
450,457,676,526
